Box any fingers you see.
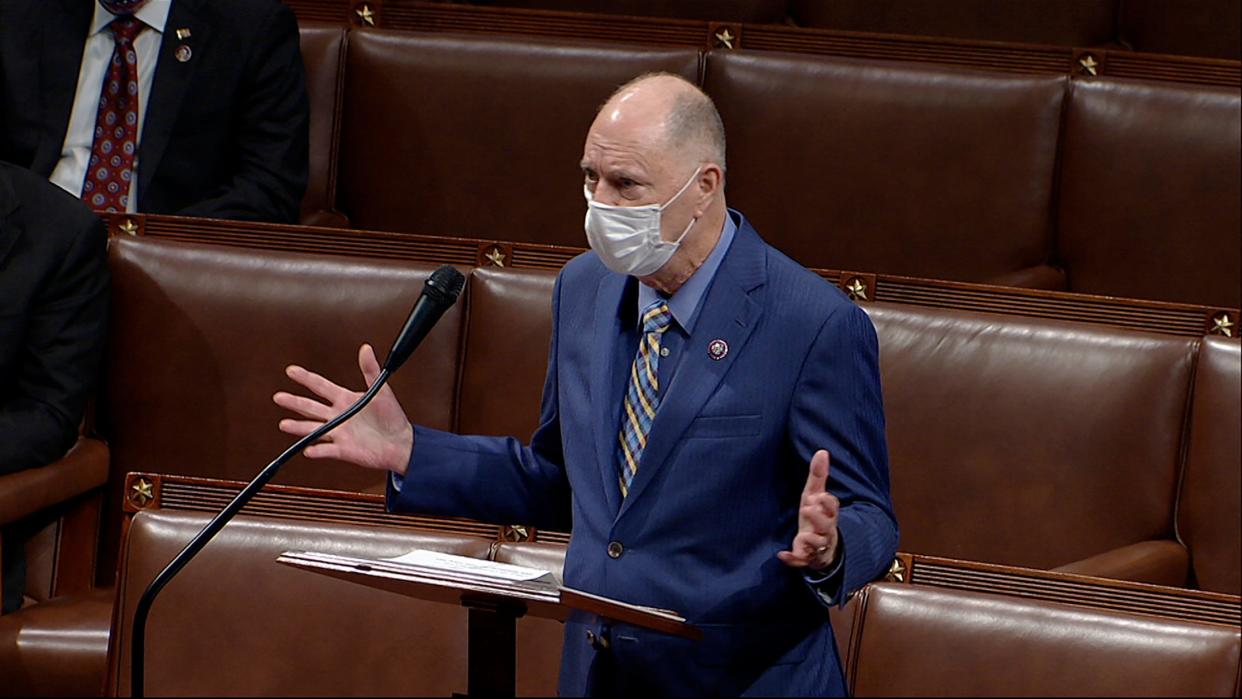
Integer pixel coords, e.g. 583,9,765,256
303,443,343,460
278,418,326,438
801,496,838,533
801,449,830,498
273,391,336,421
359,343,383,389
286,364,350,403
777,531,834,568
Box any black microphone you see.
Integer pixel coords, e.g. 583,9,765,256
384,265,467,372
130,265,465,698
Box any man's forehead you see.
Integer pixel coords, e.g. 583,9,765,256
581,140,650,178
583,115,668,168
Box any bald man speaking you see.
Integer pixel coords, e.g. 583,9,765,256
275,74,897,696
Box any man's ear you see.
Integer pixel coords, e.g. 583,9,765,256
697,164,724,206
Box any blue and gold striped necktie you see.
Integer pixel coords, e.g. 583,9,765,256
617,299,673,498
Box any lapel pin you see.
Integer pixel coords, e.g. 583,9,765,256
708,339,729,361
175,27,191,40
174,44,192,62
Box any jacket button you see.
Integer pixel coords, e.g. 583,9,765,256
586,629,610,650
607,541,624,559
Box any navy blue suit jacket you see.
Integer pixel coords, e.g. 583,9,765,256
390,214,898,696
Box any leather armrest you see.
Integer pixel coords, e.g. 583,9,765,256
1053,539,1189,587
298,209,351,228
983,264,1068,291
0,587,114,696
0,438,109,527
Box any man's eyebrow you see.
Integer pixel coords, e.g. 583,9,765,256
578,162,648,184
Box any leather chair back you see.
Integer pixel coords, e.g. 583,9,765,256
1057,78,1241,308
105,236,465,491
337,30,700,246
108,509,494,696
1178,337,1242,595
103,236,467,575
864,302,1196,568
298,21,347,224
847,583,1242,696
704,51,1066,286
456,266,557,438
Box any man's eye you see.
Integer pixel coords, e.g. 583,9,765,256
618,178,635,189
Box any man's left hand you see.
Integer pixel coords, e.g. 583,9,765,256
777,449,840,571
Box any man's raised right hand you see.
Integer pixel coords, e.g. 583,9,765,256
272,343,414,475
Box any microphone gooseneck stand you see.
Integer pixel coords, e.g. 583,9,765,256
129,367,392,698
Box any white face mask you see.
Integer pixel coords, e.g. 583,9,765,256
583,168,701,277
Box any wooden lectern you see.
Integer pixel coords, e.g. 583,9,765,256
277,550,701,697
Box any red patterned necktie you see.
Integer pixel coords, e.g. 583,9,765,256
81,16,145,213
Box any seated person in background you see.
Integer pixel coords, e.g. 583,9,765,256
275,74,898,696
0,161,109,614
0,0,309,222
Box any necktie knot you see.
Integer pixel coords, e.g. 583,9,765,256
641,301,673,336
109,17,144,44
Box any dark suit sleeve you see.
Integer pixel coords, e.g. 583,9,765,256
788,302,899,606
387,274,572,531
0,217,108,475
174,4,309,223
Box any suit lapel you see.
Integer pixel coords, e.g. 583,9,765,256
616,222,768,520
138,0,206,202
590,272,632,519
33,0,93,175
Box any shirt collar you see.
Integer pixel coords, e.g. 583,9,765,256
637,210,738,335
91,0,171,35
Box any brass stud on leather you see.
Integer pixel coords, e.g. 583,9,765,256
714,28,736,50
885,557,907,583
845,277,869,302
129,478,155,508
484,245,507,267
354,3,376,26
1210,312,1236,337
1078,54,1099,76
118,218,139,236
502,524,530,542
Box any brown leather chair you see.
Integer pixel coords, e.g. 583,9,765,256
787,0,1118,48
298,21,349,227
335,30,700,246
703,50,1067,288
100,236,468,580
1057,77,1241,308
846,582,1241,696
456,266,557,439
1177,337,1241,596
0,587,115,697
866,301,1196,584
107,508,495,696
